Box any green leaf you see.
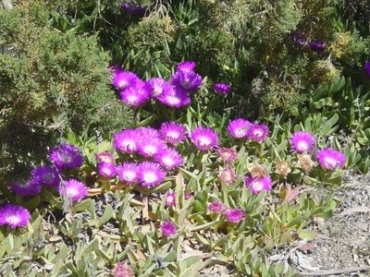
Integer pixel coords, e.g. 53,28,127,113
97,204,114,228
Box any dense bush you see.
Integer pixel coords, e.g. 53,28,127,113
0,1,133,180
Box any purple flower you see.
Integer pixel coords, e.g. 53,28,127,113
159,121,187,145
148,77,172,98
11,180,42,196
213,83,231,94
120,82,151,108
290,131,317,153
113,129,140,154
223,208,245,223
217,147,238,163
247,123,269,142
31,165,60,187
177,61,196,72
364,61,370,79
0,204,31,229
156,86,191,108
112,69,139,89
165,190,176,207
49,143,83,169
136,126,161,139
116,162,138,184
112,69,140,90
316,148,346,170
208,201,225,214
161,221,177,237
155,147,184,170
138,138,166,158
308,40,325,52
96,152,115,164
137,161,166,187
121,2,147,15
189,126,219,151
98,162,116,178
59,179,87,202
245,175,273,194
113,262,133,277
171,70,202,92
227,118,251,139
218,166,237,185
292,31,307,46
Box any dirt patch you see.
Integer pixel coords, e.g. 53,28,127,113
289,174,370,276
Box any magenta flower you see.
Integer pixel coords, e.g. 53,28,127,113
121,2,147,15
155,147,184,170
161,221,177,237
189,126,219,151
308,40,325,52
96,152,115,164
247,123,269,142
171,70,202,92
177,61,196,72
364,61,370,79
165,190,176,207
120,82,151,108
290,131,316,153
31,165,60,187
0,204,31,229
113,262,134,277
213,83,231,94
148,77,173,98
208,201,225,214
223,208,245,223
138,138,166,158
316,148,346,170
112,69,139,90
156,86,191,108
219,166,237,185
59,179,87,202
137,161,166,187
98,162,116,178
11,180,42,196
49,143,83,169
116,162,138,184
245,175,273,194
159,121,187,145
227,118,251,139
136,126,161,139
113,129,140,154
217,147,238,163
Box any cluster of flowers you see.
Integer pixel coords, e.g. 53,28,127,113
289,131,346,171
0,144,87,229
292,32,325,52
111,61,231,109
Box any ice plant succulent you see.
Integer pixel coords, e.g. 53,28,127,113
316,148,346,170
116,162,138,185
0,204,31,229
137,138,166,158
245,175,273,194
190,126,219,151
219,166,237,185
11,180,42,196
112,68,139,90
159,121,187,145
217,147,238,163
213,83,231,94
208,201,226,214
155,147,184,170
137,161,166,187
120,82,151,108
113,129,140,154
227,118,251,139
156,86,191,108
113,262,134,277
97,162,116,179
96,152,115,164
161,221,177,237
59,179,87,202
224,208,245,223
165,190,176,207
177,61,196,72
148,77,172,98
171,70,202,92
49,143,83,169
247,123,269,142
290,131,316,153
31,165,60,187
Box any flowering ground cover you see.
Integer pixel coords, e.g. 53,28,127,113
1,1,370,276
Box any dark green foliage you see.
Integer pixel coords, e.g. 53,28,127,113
0,1,133,180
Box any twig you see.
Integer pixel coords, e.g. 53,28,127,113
299,266,370,276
